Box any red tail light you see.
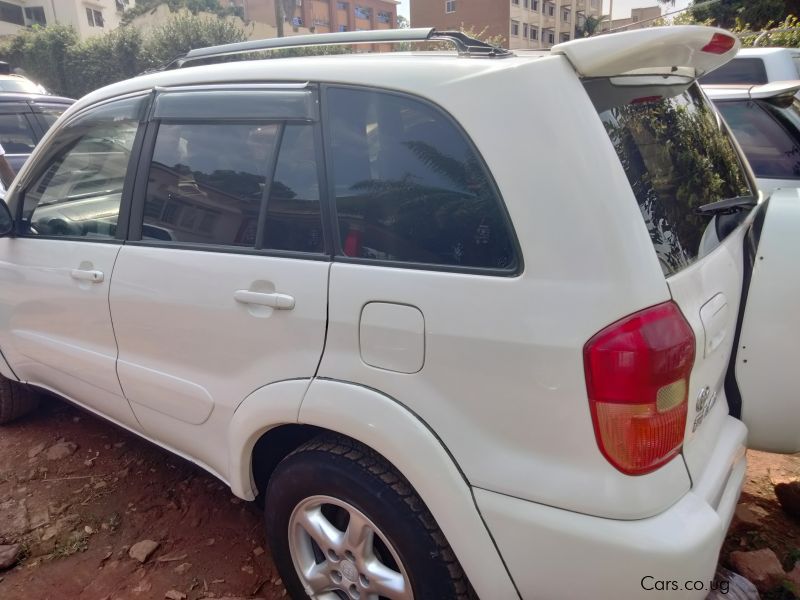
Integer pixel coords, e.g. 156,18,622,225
584,302,695,475
701,33,736,55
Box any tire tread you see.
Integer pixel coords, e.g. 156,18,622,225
288,434,474,599
0,377,40,424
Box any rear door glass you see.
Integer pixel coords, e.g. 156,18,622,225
715,100,800,180
699,58,768,85
0,112,36,154
585,80,752,276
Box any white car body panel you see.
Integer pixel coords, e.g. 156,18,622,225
477,417,747,600
0,239,140,428
109,246,330,477
737,188,800,453
298,379,519,600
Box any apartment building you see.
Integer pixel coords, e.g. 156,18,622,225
411,0,602,49
230,0,399,34
0,0,134,39
599,5,661,32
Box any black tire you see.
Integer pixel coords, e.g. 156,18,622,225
265,434,473,600
0,376,40,424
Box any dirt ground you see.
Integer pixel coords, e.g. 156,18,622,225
0,396,798,600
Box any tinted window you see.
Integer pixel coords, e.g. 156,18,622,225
699,58,768,85
143,123,279,246
716,100,800,179
21,96,142,239
586,80,752,276
263,124,324,253
327,87,515,270
34,104,70,131
0,113,36,153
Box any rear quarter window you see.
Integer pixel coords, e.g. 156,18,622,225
585,79,752,276
699,57,768,85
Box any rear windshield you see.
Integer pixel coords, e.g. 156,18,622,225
585,79,752,277
699,57,768,85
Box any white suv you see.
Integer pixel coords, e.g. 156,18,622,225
0,26,797,600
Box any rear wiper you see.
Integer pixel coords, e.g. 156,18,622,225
695,195,758,216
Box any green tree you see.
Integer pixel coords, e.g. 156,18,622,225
121,0,240,25
1,25,77,96
576,14,609,37
690,0,800,30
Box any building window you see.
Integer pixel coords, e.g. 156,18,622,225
511,20,519,36
337,1,348,9
512,0,519,5
560,32,570,42
0,1,24,26
523,0,529,8
115,0,131,11
548,30,554,43
86,7,104,27
532,0,538,10
445,0,456,14
339,24,348,31
377,10,392,23
530,27,538,40
354,5,371,19
548,4,554,16
523,23,528,37
562,8,570,21
24,6,46,26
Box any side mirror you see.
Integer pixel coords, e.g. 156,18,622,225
0,199,13,237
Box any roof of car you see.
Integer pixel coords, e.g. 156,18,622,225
737,47,800,57
703,80,800,100
0,92,74,104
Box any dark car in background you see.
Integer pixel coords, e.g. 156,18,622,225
0,92,74,177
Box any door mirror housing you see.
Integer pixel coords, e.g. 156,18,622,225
0,198,14,236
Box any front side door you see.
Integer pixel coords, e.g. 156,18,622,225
735,189,800,453
109,86,330,475
0,95,146,429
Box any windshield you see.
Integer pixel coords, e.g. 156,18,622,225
585,79,753,276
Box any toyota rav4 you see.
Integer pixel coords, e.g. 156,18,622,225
0,26,796,600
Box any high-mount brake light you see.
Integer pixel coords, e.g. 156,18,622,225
584,302,696,475
701,33,736,55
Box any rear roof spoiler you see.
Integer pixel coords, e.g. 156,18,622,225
552,26,739,79
703,80,800,101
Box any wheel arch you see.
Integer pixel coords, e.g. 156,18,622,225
228,377,519,598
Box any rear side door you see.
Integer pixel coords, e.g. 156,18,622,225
108,85,330,476
0,94,147,429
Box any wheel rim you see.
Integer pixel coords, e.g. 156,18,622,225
288,495,414,600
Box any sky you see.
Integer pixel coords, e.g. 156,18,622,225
396,0,692,21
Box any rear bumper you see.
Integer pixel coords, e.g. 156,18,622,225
475,416,747,599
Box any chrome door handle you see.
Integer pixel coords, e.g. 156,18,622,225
234,290,295,310
70,269,104,283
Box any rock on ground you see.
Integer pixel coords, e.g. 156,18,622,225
0,544,21,570
734,503,769,527
128,539,160,564
165,591,186,600
46,441,78,461
729,548,785,593
774,480,800,519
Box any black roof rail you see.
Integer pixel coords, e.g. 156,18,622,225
164,27,512,69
